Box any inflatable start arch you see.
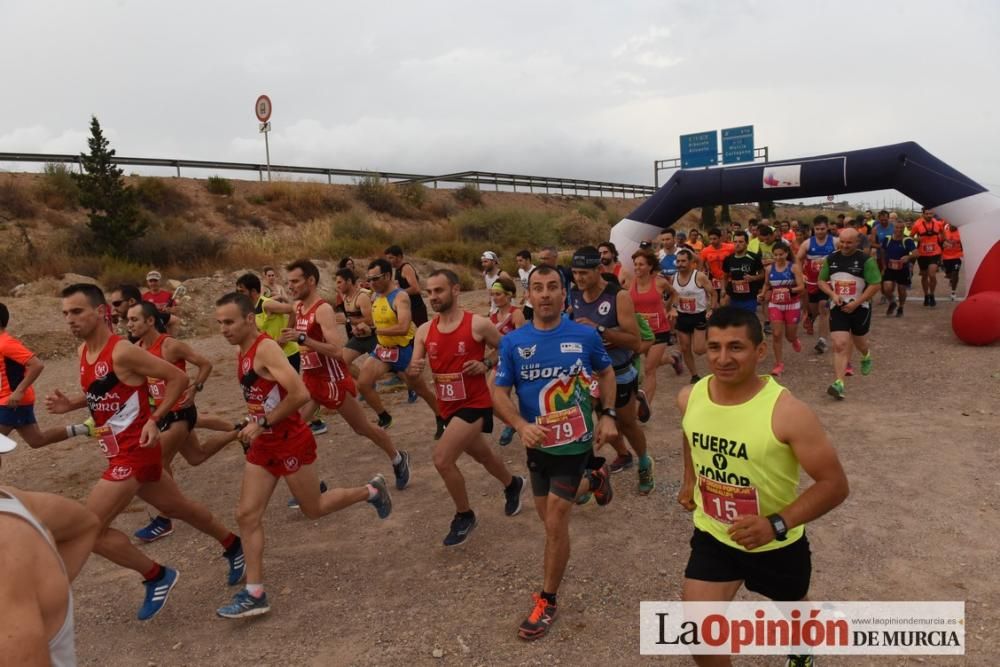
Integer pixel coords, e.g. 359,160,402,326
609,142,1000,345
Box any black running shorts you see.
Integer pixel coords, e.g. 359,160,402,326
444,406,494,434
830,304,872,337
917,255,941,271
157,405,198,433
526,449,589,502
675,312,707,334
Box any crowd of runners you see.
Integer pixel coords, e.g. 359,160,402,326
0,207,963,665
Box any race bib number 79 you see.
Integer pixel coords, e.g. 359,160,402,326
536,406,587,448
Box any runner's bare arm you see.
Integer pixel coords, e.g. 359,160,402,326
771,392,850,531
165,338,212,405
493,384,546,447
10,488,100,581
44,389,87,415
407,322,430,376
255,338,310,423
307,302,346,359
599,290,641,353
357,291,375,329
7,355,43,407
114,343,187,422
0,520,50,666
378,291,413,336
262,299,294,315
401,264,421,296
675,385,696,509
463,315,500,374
697,272,719,310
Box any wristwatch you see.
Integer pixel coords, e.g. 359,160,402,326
767,513,788,541
195,382,205,392
482,358,494,369
297,333,307,345
600,407,618,419
259,417,271,430
597,324,607,335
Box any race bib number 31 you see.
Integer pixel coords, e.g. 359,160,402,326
536,406,587,448
433,372,467,401
699,476,759,524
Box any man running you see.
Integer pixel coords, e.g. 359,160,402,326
657,228,680,279
668,249,717,384
538,246,574,311
749,225,776,335
598,241,632,288
796,215,836,351
261,266,288,302
278,260,411,491
494,264,617,641
408,269,526,546
818,229,882,399
384,245,429,326
881,218,918,317
214,291,392,618
357,258,444,437
676,307,849,667
700,228,735,303
942,220,964,300
911,207,945,306
235,273,301,371
870,210,894,269
110,284,166,339
46,284,245,620
141,271,182,336
335,267,378,369
720,231,764,314
515,250,536,319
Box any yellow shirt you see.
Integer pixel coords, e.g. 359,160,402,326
371,289,415,347
255,296,299,358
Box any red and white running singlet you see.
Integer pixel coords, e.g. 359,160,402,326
489,305,518,336
80,335,151,458
426,312,491,419
141,334,186,411
294,300,350,382
238,334,310,446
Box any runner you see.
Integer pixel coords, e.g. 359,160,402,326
408,269,526,545
357,258,445,437
0,303,94,448
880,218,918,317
335,267,377,369
570,246,653,493
127,301,243,542
911,207,945,306
657,228,680,279
686,230,705,254
141,271,182,337
278,259,411,491
481,250,513,315
818,229,882,400
234,273,300,372
761,243,805,377
942,220,964,300
493,264,617,641
537,246,574,311
211,291,390,618
700,228,735,303
110,284,166,338
0,486,100,666
598,241,632,289
261,266,288,302
46,283,245,620
384,245,429,326
749,225,777,335
629,248,681,423
668,249,718,384
870,210,894,270
779,220,795,244
720,231,765,315
488,277,525,446
515,249,536,319
796,215,836,351
676,307,850,667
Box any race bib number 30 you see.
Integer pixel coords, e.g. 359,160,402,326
95,425,120,458
536,406,587,448
433,372,467,401
374,345,400,363
731,279,750,294
699,476,759,524
770,287,791,304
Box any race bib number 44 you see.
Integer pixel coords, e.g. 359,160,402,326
699,476,759,524
433,372,467,401
374,345,400,363
536,406,587,448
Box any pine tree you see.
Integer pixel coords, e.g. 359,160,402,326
74,116,143,254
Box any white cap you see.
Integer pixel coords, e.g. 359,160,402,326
481,251,499,262
146,270,162,281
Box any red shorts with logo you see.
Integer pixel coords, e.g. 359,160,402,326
246,430,317,478
101,444,163,483
303,372,356,411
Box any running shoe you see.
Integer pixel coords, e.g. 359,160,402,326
609,453,634,473
498,425,516,447
802,314,814,335
923,294,931,307
392,450,411,490
814,337,828,354
575,492,593,506
896,306,904,318
137,567,179,621
637,456,655,495
689,374,701,384
591,464,614,506
636,389,651,424
443,512,477,546
886,301,898,317
381,375,404,388
287,481,328,509
377,413,393,430
791,338,802,353
134,515,174,543
518,594,558,641
223,538,246,586
826,379,845,400
367,474,393,519
407,388,418,403
770,362,784,377
309,420,328,435
216,589,270,619
860,354,873,376
785,656,816,667
434,416,446,441
929,294,937,307
763,322,772,336
845,363,854,377
950,291,957,301
504,476,526,516
670,351,684,375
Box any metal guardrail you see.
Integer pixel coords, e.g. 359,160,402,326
0,152,655,199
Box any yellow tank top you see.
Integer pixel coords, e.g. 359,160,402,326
255,296,299,358
372,289,415,347
682,375,804,552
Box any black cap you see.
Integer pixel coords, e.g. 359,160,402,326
571,246,602,269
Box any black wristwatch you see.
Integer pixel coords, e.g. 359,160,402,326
483,358,494,369
600,407,618,420
259,417,271,430
195,382,205,392
297,333,307,345
767,514,788,541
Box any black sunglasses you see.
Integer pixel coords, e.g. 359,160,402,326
366,273,385,281
111,300,124,307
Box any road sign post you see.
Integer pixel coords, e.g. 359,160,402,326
255,95,273,182
680,131,718,169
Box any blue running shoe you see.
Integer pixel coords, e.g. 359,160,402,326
392,450,411,490
138,567,179,621
288,481,328,509
309,420,328,435
367,474,392,519
443,512,477,547
407,389,418,403
224,538,246,586
217,589,271,619
498,425,516,447
134,515,173,543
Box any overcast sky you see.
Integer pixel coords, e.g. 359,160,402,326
2,0,998,204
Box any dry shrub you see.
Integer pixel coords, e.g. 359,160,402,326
453,183,483,206
35,163,80,210
425,198,458,219
127,216,225,267
421,240,482,267
259,181,350,220
206,176,235,196
134,177,192,216
216,199,268,229
0,180,39,219
355,175,411,218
